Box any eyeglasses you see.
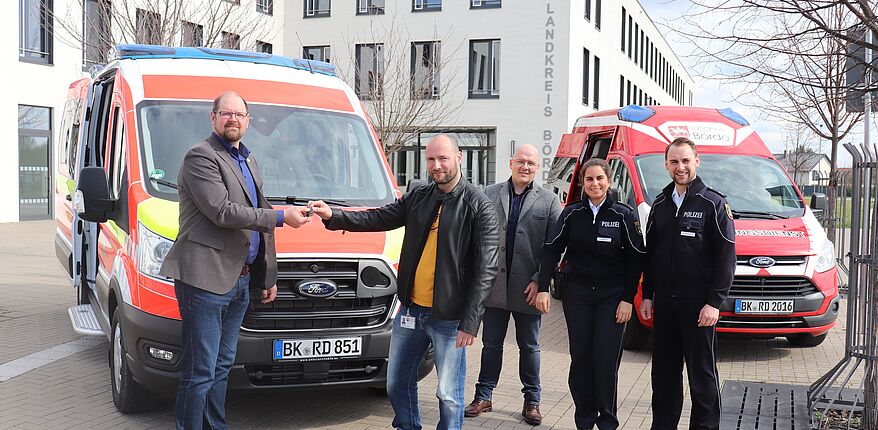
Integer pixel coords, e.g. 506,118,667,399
512,159,538,168
215,111,249,120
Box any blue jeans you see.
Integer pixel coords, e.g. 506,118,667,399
474,307,542,404
387,304,467,430
174,275,250,430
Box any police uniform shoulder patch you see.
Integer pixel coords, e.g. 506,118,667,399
633,220,643,236
724,203,733,220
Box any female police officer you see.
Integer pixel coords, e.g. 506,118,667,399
534,158,644,430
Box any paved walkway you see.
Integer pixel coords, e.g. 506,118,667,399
0,221,847,429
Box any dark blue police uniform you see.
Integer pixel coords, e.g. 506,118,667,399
642,176,736,430
539,195,644,430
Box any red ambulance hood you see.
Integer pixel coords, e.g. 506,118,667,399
273,209,389,255
733,218,812,256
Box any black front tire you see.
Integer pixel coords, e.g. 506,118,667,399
622,315,652,350
109,309,161,413
786,333,827,347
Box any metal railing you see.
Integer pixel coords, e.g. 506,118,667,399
812,169,853,292
808,143,878,429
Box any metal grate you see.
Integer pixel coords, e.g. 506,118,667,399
245,359,385,386
721,381,809,430
243,259,394,331
729,276,820,298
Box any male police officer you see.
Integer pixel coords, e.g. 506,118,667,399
640,137,735,430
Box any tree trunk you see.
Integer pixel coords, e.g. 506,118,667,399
827,135,839,243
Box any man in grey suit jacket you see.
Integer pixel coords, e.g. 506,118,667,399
159,92,311,430
465,144,563,425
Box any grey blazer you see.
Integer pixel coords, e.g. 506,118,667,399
160,134,279,294
484,180,563,314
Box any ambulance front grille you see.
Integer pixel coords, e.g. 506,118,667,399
242,259,395,331
729,276,819,298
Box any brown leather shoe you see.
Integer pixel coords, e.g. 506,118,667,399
464,398,492,417
522,402,543,425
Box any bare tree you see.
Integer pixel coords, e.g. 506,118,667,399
335,11,465,156
781,124,823,190
674,2,862,243
52,0,277,67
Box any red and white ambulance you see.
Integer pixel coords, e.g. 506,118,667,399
548,105,840,349
54,44,431,413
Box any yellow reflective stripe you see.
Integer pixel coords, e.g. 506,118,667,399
137,198,179,239
383,227,405,264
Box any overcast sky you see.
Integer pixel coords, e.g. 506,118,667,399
639,0,862,167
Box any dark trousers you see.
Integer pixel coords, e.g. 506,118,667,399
562,284,626,430
174,276,250,430
650,297,722,430
474,307,542,404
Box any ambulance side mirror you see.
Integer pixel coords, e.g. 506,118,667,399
810,192,828,221
74,166,116,223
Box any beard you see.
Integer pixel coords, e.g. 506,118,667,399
220,125,243,142
432,165,460,185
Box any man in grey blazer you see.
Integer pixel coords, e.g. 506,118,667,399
160,92,311,430
465,144,563,425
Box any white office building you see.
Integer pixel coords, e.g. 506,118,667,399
9,0,690,222
286,0,695,188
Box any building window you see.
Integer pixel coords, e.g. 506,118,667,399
222,31,240,49
468,39,500,98
388,131,495,187
356,43,384,99
593,56,600,109
471,0,501,8
620,7,626,51
357,0,385,14
181,21,203,46
305,0,330,17
627,16,633,58
20,0,53,64
136,9,161,45
626,80,631,105
582,48,590,105
619,75,625,107
303,45,331,62
18,105,52,220
256,40,272,54
628,24,640,64
83,0,110,70
595,0,601,29
584,0,590,21
412,41,441,99
256,0,273,14
413,0,441,11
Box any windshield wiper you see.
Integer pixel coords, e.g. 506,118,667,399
266,196,350,207
731,210,788,220
149,177,178,190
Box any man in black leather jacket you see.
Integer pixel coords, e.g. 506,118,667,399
309,134,500,430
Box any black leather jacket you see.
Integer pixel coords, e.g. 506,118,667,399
325,178,500,335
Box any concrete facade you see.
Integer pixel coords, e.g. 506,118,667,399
284,0,695,186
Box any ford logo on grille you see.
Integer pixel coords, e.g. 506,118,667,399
295,279,338,298
748,256,776,268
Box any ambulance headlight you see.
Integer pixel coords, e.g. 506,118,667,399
814,240,835,273
137,223,174,278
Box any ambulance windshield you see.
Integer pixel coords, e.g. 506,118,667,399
635,154,805,219
137,100,395,206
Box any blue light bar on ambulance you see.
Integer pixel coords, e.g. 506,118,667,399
108,44,338,77
717,108,750,126
617,105,656,122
